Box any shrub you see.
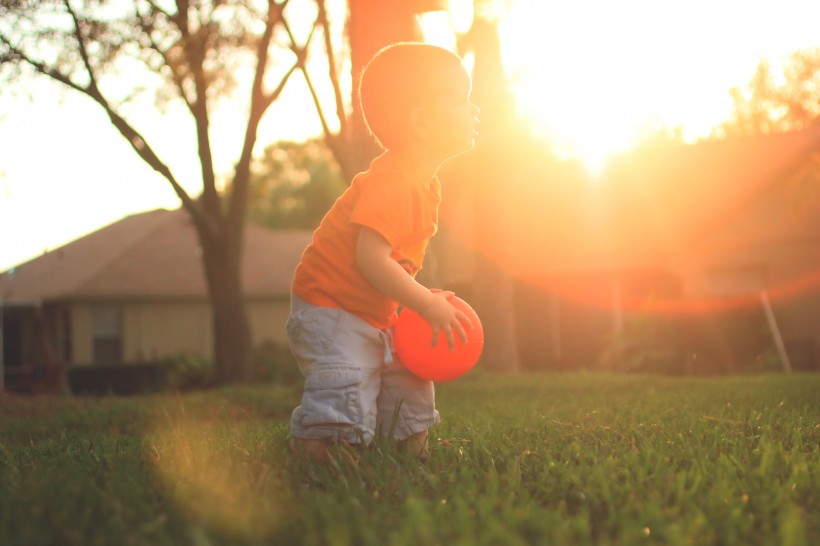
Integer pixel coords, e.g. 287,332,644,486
161,352,214,390
68,363,169,395
598,309,776,375
252,340,300,384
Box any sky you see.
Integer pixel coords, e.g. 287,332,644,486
1,0,819,272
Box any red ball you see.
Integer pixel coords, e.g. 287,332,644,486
393,296,484,382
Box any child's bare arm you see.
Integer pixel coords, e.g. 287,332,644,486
355,226,469,349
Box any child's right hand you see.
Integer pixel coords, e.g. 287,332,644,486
418,291,472,351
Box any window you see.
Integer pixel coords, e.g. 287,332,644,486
91,305,122,364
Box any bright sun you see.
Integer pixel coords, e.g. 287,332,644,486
498,1,727,174
424,0,818,175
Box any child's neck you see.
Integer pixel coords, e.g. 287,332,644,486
390,148,441,188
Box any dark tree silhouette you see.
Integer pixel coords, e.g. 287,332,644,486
440,2,523,372
1,0,312,382
0,1,338,383
319,0,447,179
0,0,450,383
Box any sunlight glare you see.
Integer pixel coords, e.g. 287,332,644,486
496,0,730,174
463,0,820,174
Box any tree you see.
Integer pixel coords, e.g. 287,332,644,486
316,0,447,179
721,48,820,136
719,47,820,218
440,1,522,372
248,138,345,229
0,0,335,383
0,0,448,384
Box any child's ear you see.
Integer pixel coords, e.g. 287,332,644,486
409,107,431,140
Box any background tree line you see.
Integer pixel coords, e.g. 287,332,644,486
2,0,817,384
251,46,820,233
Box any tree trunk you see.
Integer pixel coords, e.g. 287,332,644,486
198,222,253,383
459,13,522,372
449,143,520,373
473,253,520,371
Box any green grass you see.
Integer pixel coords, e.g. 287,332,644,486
1,372,818,546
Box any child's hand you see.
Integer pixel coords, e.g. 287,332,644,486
418,291,472,351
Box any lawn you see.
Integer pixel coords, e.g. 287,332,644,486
0,372,817,546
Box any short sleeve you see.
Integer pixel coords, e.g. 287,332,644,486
349,173,415,249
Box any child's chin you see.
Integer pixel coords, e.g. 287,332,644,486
440,137,477,160
459,135,478,151
446,144,473,160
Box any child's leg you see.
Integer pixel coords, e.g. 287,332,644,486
377,347,440,459
398,430,429,459
289,437,330,464
286,297,385,461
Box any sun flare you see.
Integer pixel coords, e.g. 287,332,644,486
424,0,820,175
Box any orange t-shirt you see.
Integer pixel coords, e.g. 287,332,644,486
291,151,441,329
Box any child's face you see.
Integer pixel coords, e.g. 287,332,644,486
422,64,480,159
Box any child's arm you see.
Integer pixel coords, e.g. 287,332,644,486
356,226,469,350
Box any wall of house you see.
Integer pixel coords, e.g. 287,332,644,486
125,301,211,362
70,299,291,366
247,301,291,348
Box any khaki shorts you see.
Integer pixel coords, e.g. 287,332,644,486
287,296,440,444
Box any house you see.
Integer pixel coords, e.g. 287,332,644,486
436,123,820,373
0,208,311,389
7,124,816,386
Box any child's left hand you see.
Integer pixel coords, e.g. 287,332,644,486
418,290,472,350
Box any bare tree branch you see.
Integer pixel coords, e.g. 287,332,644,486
133,0,196,114
189,52,219,219
316,0,347,137
283,15,335,141
63,0,100,94
228,0,294,230
0,0,361,382
0,26,209,230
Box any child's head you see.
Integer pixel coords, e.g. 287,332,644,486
359,42,479,154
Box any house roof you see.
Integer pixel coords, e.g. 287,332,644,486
0,209,312,304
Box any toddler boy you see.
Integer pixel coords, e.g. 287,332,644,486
287,42,480,462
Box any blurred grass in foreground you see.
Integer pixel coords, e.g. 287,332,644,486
0,372,817,546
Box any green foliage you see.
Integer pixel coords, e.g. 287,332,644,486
161,344,301,391
161,352,215,391
63,345,297,397
723,47,820,136
0,373,818,545
251,340,301,384
68,363,170,395
247,138,346,230
598,310,784,375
